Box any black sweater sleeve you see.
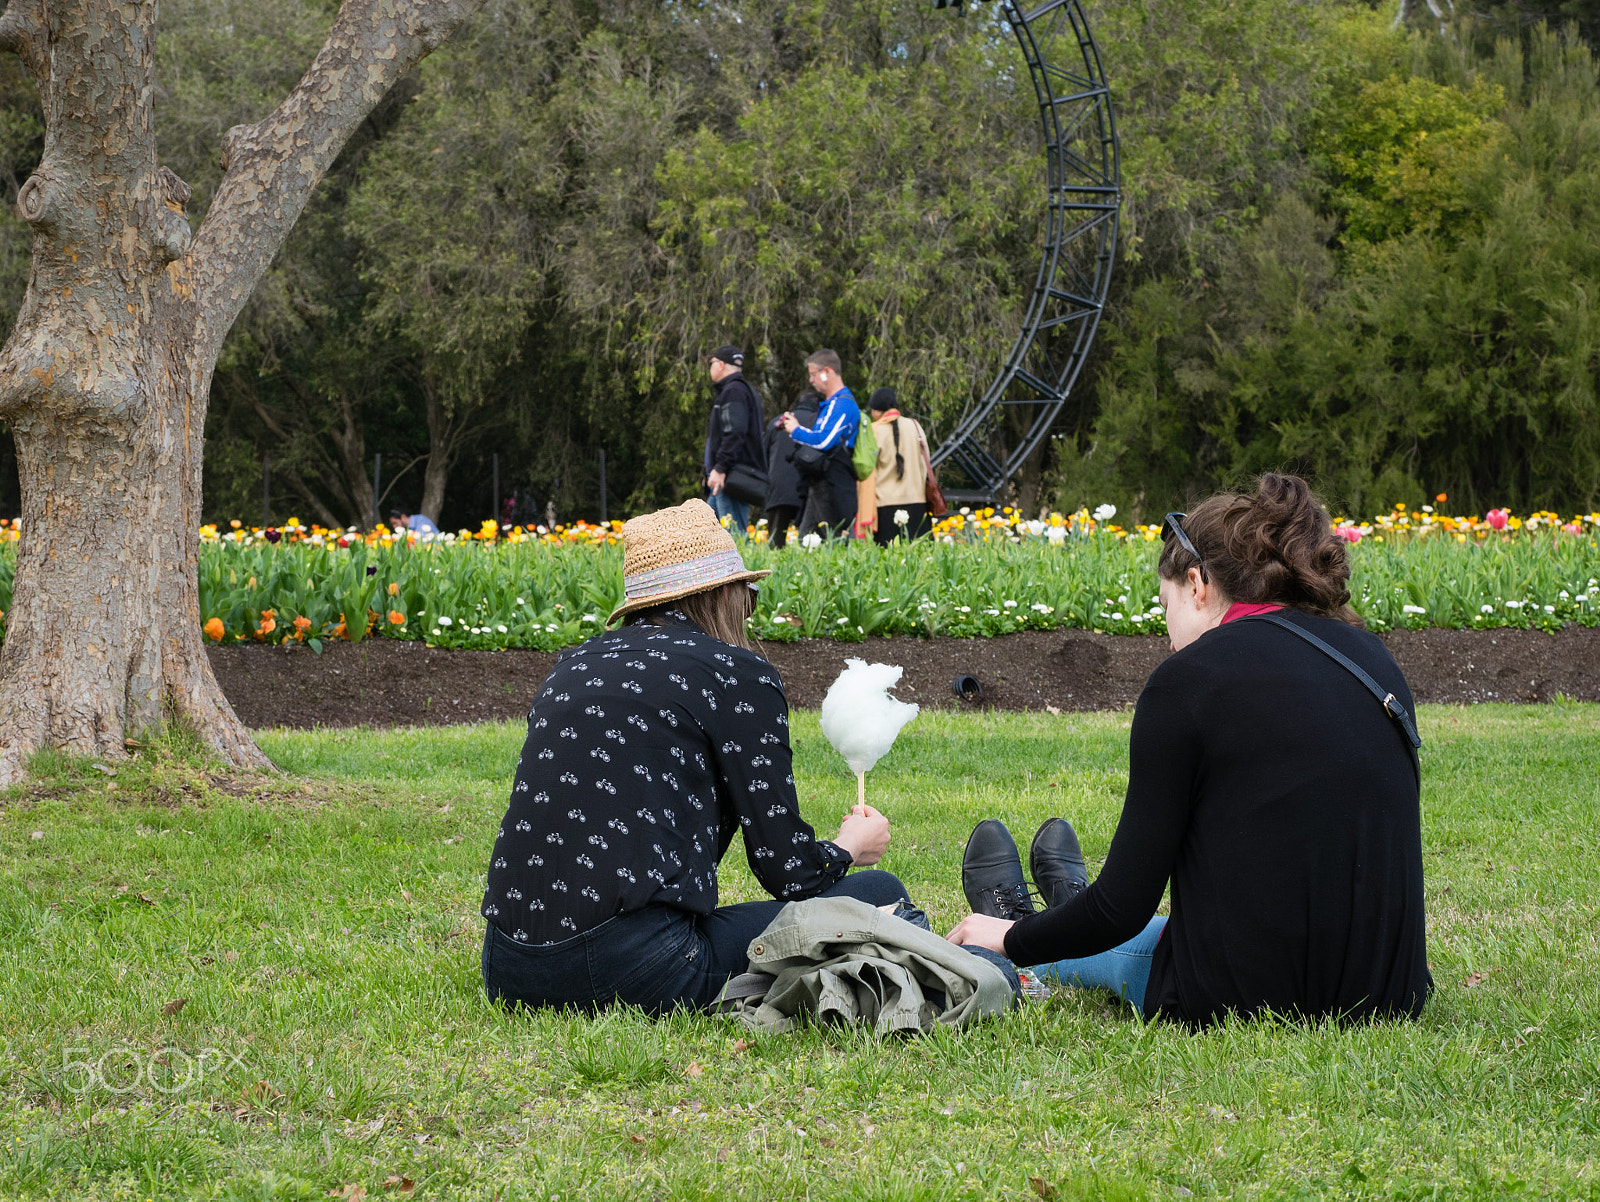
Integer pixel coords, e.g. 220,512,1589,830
706,666,852,900
1004,663,1199,965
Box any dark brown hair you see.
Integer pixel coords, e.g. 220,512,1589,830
1159,473,1362,625
627,581,760,652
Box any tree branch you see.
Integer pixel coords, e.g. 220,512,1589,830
188,0,486,356
0,0,50,89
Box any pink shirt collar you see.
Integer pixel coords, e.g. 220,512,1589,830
1220,602,1285,625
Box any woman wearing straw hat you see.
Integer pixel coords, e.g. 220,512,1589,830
481,499,908,1014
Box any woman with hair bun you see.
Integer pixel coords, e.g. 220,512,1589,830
949,473,1433,1027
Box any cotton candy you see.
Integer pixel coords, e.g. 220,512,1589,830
820,659,920,779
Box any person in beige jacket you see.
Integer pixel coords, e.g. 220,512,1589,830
854,388,933,544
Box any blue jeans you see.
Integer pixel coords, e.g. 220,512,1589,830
707,489,750,537
1031,916,1167,1011
485,870,924,1015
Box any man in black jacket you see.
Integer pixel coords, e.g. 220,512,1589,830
704,345,767,537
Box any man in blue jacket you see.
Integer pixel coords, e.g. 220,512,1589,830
781,349,859,538
704,345,767,537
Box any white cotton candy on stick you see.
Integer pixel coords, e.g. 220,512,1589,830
819,659,920,807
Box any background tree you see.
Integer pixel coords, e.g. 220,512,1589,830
0,0,485,781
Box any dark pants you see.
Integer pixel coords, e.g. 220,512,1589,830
873,503,932,546
796,456,857,539
484,870,911,1015
766,504,800,547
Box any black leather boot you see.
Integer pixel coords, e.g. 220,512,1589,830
961,819,1036,921
1029,817,1089,909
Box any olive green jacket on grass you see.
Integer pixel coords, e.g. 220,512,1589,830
721,896,1014,1034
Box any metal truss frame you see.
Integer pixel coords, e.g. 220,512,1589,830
931,0,1121,504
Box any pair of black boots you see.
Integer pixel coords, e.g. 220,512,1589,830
961,817,1088,922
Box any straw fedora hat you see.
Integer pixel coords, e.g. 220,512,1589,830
606,499,771,625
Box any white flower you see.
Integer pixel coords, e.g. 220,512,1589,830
957,605,971,613
1003,600,1017,608
1402,604,1426,615
1025,520,1045,536
438,616,453,626
497,624,508,633
894,509,910,526
1481,605,1495,614
1045,526,1067,544
1505,600,1524,609
800,532,823,550
1543,605,1556,613
1111,612,1125,621
582,614,599,623
1093,503,1116,522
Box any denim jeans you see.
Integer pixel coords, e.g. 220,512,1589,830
707,489,750,537
484,869,914,1015
1030,916,1167,1011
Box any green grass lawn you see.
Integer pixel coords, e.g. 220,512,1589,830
2,706,1598,1200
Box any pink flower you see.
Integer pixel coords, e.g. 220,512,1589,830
1336,525,1362,544
1563,523,1580,534
1487,509,1509,531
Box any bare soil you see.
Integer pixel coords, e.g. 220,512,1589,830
209,625,1600,730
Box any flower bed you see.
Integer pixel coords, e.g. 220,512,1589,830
0,505,1594,650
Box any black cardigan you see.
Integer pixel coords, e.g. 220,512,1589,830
1005,610,1433,1026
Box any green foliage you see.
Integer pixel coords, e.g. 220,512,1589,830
0,708,1597,1196
1075,20,1600,522
1321,74,1509,243
644,43,1038,444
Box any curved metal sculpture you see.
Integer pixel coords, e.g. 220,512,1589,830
931,0,1121,504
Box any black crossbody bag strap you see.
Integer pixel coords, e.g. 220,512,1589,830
1241,613,1422,752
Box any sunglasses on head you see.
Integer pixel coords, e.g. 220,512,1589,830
1161,512,1209,583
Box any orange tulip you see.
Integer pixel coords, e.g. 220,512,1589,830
203,617,224,641
387,582,400,596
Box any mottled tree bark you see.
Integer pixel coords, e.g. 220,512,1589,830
0,0,485,782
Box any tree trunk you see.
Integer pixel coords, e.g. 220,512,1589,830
0,0,486,783
419,374,458,525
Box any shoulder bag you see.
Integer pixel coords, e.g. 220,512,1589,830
917,423,948,517
721,462,769,506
